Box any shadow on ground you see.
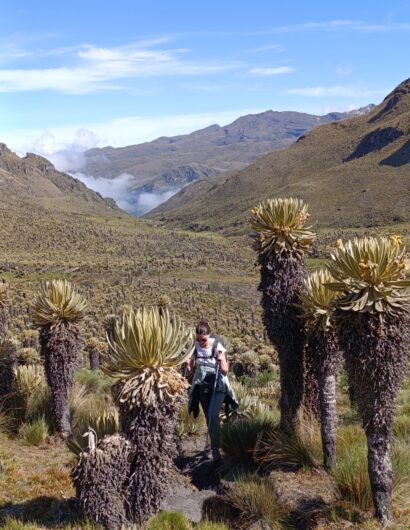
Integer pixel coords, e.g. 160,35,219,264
0,496,81,527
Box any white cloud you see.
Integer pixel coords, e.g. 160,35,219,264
248,66,295,76
72,172,180,215
136,190,179,215
73,172,136,211
23,129,100,171
0,42,240,94
284,85,388,98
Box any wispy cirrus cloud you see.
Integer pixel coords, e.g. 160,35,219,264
0,41,241,94
275,19,410,32
0,46,31,63
249,66,295,76
284,85,389,98
250,44,284,53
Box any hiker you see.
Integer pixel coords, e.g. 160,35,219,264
188,320,238,461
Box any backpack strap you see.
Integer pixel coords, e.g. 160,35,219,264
193,335,222,360
211,336,223,358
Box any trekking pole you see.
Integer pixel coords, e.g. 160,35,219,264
203,360,220,457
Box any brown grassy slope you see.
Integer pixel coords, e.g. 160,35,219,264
148,78,410,233
0,144,120,216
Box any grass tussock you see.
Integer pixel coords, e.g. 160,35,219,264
255,426,320,471
225,475,283,528
146,512,230,530
19,416,48,446
220,417,276,466
146,511,192,530
331,426,371,511
331,425,410,514
0,518,39,530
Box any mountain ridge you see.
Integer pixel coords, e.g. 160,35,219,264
147,79,410,232
75,105,375,213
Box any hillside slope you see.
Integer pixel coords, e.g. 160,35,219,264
77,107,373,197
148,79,410,232
0,144,120,215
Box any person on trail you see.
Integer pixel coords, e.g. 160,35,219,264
188,320,238,462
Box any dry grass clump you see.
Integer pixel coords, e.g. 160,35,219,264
330,424,410,515
225,475,283,528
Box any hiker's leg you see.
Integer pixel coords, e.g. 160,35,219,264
199,384,211,423
208,391,225,448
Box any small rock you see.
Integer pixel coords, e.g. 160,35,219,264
160,482,216,523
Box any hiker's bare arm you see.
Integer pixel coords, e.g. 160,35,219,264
188,356,195,372
218,352,229,375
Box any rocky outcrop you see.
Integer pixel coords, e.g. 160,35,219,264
380,139,410,166
344,127,404,161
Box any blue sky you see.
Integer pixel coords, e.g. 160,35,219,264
1,0,410,160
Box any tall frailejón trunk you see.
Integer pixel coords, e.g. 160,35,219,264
259,252,306,433
122,397,184,524
337,312,410,522
315,329,342,469
40,322,83,436
303,340,320,421
320,373,337,469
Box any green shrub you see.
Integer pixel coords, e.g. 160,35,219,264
146,511,192,530
19,416,48,446
220,417,276,465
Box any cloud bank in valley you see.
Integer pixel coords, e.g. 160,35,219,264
72,172,180,216
14,127,184,216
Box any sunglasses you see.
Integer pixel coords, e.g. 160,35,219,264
196,336,209,343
